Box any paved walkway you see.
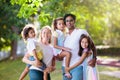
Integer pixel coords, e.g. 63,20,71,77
97,57,120,78
97,57,120,67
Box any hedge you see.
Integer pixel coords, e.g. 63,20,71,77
97,47,120,56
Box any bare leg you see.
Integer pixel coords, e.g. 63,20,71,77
59,51,71,78
19,66,29,80
44,69,48,80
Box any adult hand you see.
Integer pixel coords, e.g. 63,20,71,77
33,60,42,67
88,58,96,67
62,47,71,52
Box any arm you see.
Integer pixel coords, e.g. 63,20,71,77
32,49,39,60
68,52,87,71
53,37,71,51
50,56,56,72
22,53,33,65
44,56,56,73
22,52,42,67
83,29,97,67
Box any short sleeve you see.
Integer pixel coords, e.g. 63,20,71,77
53,31,58,38
83,48,88,53
27,39,36,52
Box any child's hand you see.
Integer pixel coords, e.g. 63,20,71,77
65,67,70,72
88,58,96,67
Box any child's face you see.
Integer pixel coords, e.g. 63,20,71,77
28,29,35,38
81,38,88,49
56,20,65,31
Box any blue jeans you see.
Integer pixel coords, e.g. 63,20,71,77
27,56,46,70
62,65,83,80
29,69,51,80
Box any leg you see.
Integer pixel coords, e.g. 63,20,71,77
44,70,48,80
60,51,71,78
59,51,71,68
19,66,29,80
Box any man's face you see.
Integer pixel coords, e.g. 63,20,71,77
65,16,75,29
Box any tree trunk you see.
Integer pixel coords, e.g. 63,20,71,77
10,40,17,60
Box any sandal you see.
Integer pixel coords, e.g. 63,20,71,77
64,73,72,78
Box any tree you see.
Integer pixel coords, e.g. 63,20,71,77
10,0,120,46
0,0,26,59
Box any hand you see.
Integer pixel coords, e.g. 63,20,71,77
33,60,42,67
88,58,96,67
50,66,56,72
62,47,71,52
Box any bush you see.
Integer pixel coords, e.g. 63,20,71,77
97,47,120,56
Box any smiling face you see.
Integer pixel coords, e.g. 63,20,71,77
28,29,35,38
81,38,89,49
41,28,51,44
65,16,75,30
56,20,65,31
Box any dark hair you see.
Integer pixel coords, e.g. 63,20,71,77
78,34,92,56
63,13,76,25
21,25,34,40
52,17,63,31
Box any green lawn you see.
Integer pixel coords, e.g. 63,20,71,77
0,58,120,80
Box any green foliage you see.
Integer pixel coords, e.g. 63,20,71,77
10,0,43,18
0,0,26,50
9,0,120,46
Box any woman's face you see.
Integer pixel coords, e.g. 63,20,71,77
81,38,88,49
41,28,51,43
65,16,75,30
56,20,65,31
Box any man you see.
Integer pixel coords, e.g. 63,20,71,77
62,13,97,80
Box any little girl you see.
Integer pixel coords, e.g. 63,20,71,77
19,24,47,80
52,17,71,78
66,34,99,80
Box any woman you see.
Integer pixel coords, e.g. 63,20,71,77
22,26,55,80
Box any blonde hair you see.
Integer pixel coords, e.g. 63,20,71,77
39,26,52,43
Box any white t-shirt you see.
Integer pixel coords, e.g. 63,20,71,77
27,38,42,55
41,44,54,67
26,38,42,59
63,29,89,67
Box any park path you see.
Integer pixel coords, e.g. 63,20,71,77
97,57,120,78
97,57,120,67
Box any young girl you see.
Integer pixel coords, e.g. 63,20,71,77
19,24,48,80
52,17,71,78
66,34,99,80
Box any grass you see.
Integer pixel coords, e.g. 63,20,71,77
0,57,120,80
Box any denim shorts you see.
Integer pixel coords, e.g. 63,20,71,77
27,56,46,70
